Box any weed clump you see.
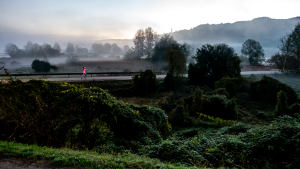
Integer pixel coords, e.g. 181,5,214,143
178,88,238,120
275,90,300,117
251,76,298,105
132,70,158,96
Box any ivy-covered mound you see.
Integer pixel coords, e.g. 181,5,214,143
250,76,298,105
0,80,171,149
139,116,300,168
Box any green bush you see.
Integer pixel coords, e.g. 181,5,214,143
177,88,238,120
132,70,158,96
139,115,300,168
163,72,176,90
0,80,170,149
31,59,56,72
168,105,189,126
205,88,229,98
251,76,298,105
275,90,300,117
215,76,247,97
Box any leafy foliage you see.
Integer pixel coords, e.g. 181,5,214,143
139,116,300,168
31,59,52,72
215,76,247,97
250,76,298,105
0,80,170,149
188,44,241,86
275,90,300,117
165,44,187,77
241,39,265,65
132,70,158,96
177,88,238,120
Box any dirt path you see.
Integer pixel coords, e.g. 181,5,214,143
0,158,84,169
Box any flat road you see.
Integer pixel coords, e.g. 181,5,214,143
1,70,281,83
42,70,281,82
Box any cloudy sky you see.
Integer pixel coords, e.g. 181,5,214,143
0,0,299,51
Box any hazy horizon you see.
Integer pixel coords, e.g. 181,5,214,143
1,0,300,52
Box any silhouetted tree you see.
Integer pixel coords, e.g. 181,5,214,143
133,29,145,57
123,48,139,60
91,43,104,54
5,43,19,58
144,27,156,58
278,23,300,73
66,42,75,54
24,41,33,52
241,39,265,66
53,42,61,52
76,46,88,55
188,44,241,86
104,43,112,54
165,44,187,77
112,43,122,54
152,34,177,62
123,45,130,53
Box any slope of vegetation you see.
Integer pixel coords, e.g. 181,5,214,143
1,70,300,168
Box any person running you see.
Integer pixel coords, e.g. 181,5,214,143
81,67,87,79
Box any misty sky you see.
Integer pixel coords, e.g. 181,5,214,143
0,0,300,51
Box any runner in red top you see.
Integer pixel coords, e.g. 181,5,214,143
81,67,87,79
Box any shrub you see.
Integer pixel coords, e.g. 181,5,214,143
0,80,170,149
132,70,158,96
177,88,238,120
139,115,300,168
168,105,189,126
251,76,298,105
215,76,247,97
31,59,52,72
163,72,176,90
275,90,300,117
205,88,229,98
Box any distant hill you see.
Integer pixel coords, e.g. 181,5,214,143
168,17,300,57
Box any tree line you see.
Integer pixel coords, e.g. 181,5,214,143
4,41,131,58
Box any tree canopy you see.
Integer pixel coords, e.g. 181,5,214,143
241,39,265,66
188,43,241,86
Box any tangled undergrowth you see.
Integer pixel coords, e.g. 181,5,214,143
1,74,300,168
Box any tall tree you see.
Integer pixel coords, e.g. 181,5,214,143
24,41,33,52
188,44,241,86
91,43,104,54
241,39,265,66
144,27,156,58
5,43,19,58
133,29,145,57
104,43,111,54
123,45,130,53
112,43,122,54
152,34,177,62
278,23,300,72
66,42,75,54
165,44,187,77
53,42,61,52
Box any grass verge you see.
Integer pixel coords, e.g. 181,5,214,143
0,141,203,169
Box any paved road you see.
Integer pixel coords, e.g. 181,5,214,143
1,71,281,83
